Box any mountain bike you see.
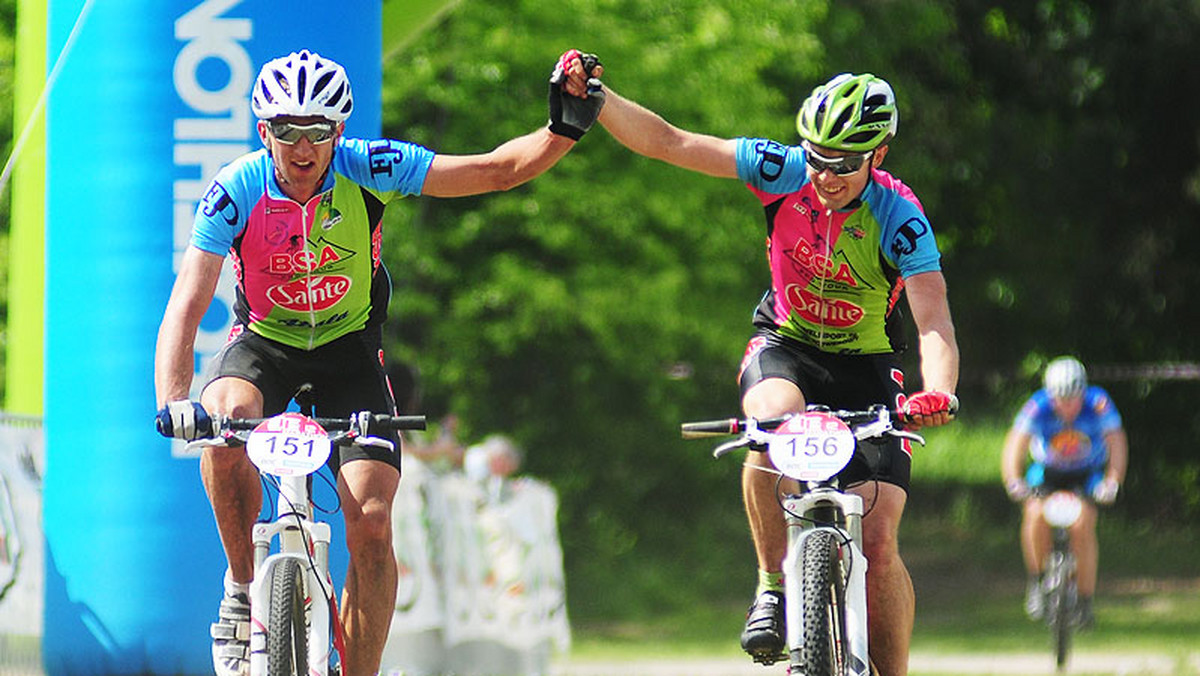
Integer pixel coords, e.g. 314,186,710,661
682,404,934,676
187,386,425,676
1037,489,1086,672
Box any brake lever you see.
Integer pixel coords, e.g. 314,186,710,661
184,429,246,452
891,429,927,446
713,436,754,459
354,436,395,452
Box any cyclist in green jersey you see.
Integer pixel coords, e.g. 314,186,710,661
558,54,958,676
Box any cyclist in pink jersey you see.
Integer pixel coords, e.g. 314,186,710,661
154,50,603,676
559,55,958,675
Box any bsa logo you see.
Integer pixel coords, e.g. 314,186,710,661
788,239,859,287
786,286,864,328
267,275,352,311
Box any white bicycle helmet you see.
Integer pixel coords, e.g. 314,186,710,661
1043,356,1087,398
251,50,353,121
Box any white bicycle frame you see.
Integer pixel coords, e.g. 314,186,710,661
248,471,333,676
189,409,409,676
782,487,871,676
703,406,926,675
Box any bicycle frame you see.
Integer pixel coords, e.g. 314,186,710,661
782,485,871,675
1039,489,1083,670
248,472,334,676
189,400,425,676
684,404,936,676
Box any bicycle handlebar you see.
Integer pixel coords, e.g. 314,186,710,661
223,414,427,433
681,406,903,440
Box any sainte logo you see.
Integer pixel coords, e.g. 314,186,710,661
267,275,352,311
786,286,864,328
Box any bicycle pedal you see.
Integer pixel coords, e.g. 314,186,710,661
749,649,786,666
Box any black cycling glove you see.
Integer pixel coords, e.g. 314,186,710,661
548,50,605,140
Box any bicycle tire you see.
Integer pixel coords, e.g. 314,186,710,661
800,530,848,676
1045,554,1074,671
269,558,309,676
1053,575,1075,670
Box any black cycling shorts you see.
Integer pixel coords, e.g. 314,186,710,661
737,328,912,491
202,324,402,475
1027,464,1103,496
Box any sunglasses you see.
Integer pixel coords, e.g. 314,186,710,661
269,120,337,145
803,144,873,176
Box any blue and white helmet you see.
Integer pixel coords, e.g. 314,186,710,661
1044,356,1087,398
251,50,353,121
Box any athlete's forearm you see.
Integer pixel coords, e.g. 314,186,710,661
598,87,738,178
154,246,224,405
1105,428,1129,482
918,327,959,394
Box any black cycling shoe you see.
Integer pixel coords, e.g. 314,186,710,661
740,590,786,665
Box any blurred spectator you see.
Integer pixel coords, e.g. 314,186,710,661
383,433,569,676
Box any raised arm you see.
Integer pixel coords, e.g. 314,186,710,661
421,128,576,198
421,50,608,198
598,87,739,178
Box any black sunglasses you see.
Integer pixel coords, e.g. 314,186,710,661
269,120,337,145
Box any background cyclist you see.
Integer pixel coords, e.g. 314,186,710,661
1001,356,1128,628
559,55,959,676
154,50,601,676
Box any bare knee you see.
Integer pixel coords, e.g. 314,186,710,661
862,528,901,570
344,500,393,553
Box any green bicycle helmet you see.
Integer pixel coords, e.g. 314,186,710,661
796,73,898,152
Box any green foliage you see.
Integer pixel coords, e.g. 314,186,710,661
0,0,17,404
379,0,833,614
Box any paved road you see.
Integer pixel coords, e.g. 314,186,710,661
552,651,1200,675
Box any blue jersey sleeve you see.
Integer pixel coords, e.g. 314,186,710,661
734,138,808,193
191,151,269,256
1086,387,1123,432
333,137,435,200
1012,394,1048,435
868,182,941,277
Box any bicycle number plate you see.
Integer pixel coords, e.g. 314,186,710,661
1043,490,1084,528
246,412,332,476
767,412,856,481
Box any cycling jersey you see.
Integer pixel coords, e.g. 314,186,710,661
1013,386,1122,472
193,137,435,350
734,138,941,355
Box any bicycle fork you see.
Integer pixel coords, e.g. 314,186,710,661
248,474,334,676
782,489,871,676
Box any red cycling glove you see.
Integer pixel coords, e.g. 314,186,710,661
902,391,959,419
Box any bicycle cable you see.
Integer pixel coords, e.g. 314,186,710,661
310,466,343,516
774,472,859,587
259,473,338,609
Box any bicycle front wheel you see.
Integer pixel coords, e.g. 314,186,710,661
269,558,309,676
801,530,848,675
1052,575,1075,670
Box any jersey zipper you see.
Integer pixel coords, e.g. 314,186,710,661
818,208,834,348
294,196,317,350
